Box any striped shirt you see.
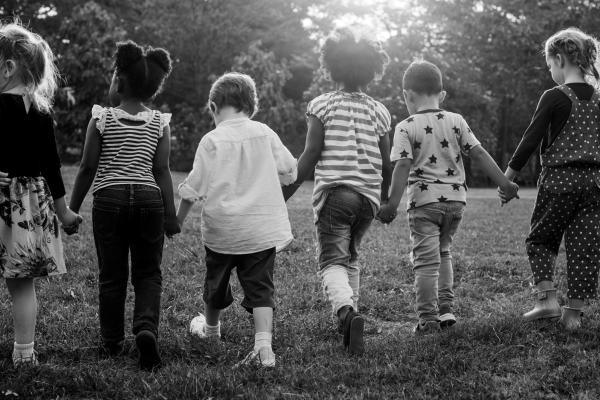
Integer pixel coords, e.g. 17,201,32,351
91,105,171,193
307,91,391,222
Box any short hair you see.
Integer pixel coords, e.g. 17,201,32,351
402,60,443,95
0,21,58,113
208,72,258,118
114,40,172,101
545,27,599,80
320,27,389,88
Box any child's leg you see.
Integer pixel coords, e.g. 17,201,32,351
438,203,464,319
92,190,130,350
524,188,577,320
202,247,237,336
346,210,374,312
409,205,442,325
6,278,37,364
6,278,36,343
561,190,600,329
236,248,276,366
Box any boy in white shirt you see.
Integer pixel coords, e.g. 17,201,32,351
177,72,297,367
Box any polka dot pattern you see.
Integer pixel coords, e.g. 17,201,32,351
528,85,600,299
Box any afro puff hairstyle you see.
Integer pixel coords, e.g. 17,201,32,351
114,40,172,101
320,27,389,89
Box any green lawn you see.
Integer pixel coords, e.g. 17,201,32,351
1,166,599,399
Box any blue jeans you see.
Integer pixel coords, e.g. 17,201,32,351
316,186,374,314
93,185,165,345
408,201,464,321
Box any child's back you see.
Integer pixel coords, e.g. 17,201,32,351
182,117,295,252
309,91,390,219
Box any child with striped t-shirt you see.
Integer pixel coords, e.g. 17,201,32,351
378,60,519,334
69,41,178,371
284,28,392,355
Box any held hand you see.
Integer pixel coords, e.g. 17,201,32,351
0,171,10,188
498,181,520,205
164,216,181,238
377,203,398,224
61,209,83,235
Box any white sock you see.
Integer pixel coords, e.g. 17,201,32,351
13,341,34,359
205,323,220,337
254,331,272,353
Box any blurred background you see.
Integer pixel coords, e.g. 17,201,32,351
2,0,600,185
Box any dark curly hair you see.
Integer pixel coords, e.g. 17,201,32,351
320,27,389,88
402,60,443,95
114,40,172,101
545,28,600,81
208,72,258,117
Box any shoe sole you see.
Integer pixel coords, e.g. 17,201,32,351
522,310,562,322
136,331,161,371
347,316,365,355
439,313,456,328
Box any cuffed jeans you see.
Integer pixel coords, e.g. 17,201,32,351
408,201,464,321
93,184,164,345
316,186,374,315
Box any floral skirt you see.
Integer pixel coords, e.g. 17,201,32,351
0,176,66,279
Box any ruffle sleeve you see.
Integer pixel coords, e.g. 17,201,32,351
91,105,108,134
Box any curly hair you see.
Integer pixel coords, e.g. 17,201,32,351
208,72,258,118
320,27,389,88
402,60,443,95
0,21,58,114
545,28,600,81
114,40,172,101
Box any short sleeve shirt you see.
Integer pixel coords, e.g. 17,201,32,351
307,91,391,221
391,109,481,210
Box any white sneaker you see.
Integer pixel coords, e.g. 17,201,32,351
235,346,276,368
189,314,222,353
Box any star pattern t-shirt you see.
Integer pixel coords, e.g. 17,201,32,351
390,109,481,210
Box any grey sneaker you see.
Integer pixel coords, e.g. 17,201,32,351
439,313,457,328
413,320,441,335
13,350,38,367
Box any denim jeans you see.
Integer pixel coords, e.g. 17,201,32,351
316,186,374,314
408,201,464,321
92,184,164,345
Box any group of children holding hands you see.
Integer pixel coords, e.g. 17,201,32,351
2,20,600,371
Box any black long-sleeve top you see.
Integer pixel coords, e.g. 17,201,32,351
508,82,595,171
0,93,66,199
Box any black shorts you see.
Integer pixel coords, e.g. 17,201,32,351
203,246,275,312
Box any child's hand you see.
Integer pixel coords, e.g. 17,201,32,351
498,181,520,205
61,208,83,235
0,171,10,187
377,203,398,224
164,215,181,238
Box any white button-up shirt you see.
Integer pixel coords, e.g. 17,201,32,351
178,117,297,254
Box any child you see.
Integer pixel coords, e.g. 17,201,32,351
502,28,600,330
177,72,297,368
0,22,81,366
68,41,179,370
282,28,392,355
378,60,519,333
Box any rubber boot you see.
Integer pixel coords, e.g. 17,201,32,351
559,299,584,331
523,287,561,322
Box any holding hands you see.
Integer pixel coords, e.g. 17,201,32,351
377,202,398,224
0,171,10,188
60,207,83,235
498,167,520,206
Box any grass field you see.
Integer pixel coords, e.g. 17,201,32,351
1,166,600,399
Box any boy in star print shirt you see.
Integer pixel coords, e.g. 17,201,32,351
379,60,519,333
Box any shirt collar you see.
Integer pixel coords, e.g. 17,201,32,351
415,108,444,114
217,116,250,127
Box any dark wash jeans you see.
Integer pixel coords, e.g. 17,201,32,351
92,184,165,344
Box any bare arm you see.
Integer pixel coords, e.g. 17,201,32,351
377,159,411,223
153,125,179,237
378,133,392,202
69,118,101,213
282,116,324,201
469,145,519,201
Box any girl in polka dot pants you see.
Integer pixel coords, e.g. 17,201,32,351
503,28,600,330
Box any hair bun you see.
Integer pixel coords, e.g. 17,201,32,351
115,40,143,70
146,47,172,73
